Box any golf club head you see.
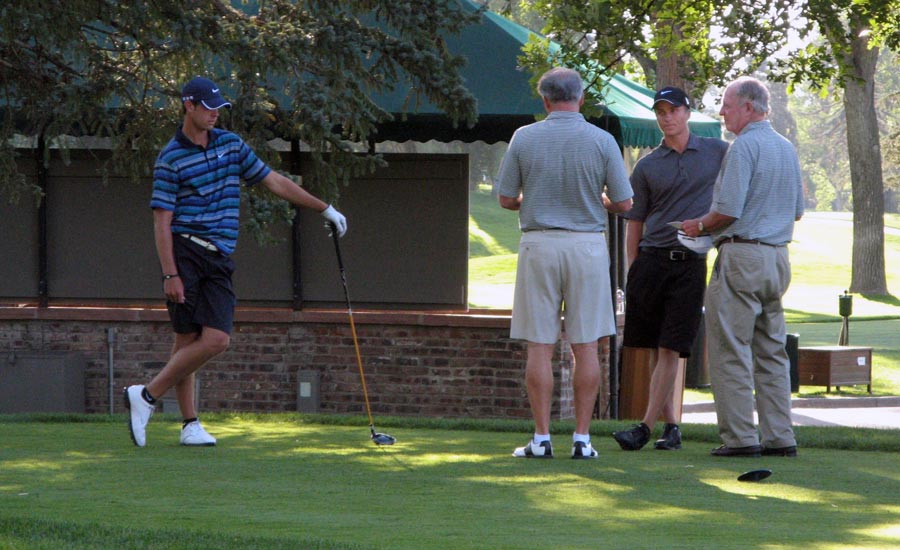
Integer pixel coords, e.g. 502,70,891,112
737,468,772,482
371,432,396,445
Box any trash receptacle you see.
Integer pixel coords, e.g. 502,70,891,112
786,333,799,392
685,309,709,388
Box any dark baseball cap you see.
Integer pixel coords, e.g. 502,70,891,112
653,86,690,108
181,76,231,110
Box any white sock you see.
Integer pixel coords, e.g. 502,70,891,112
533,433,551,444
573,433,591,444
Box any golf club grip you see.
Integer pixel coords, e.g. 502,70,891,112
328,222,345,271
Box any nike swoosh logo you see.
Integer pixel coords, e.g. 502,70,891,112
660,90,672,94
212,88,219,93
217,152,226,158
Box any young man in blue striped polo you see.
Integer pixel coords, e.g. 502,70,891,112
125,76,347,447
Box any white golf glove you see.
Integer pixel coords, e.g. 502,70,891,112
321,205,347,237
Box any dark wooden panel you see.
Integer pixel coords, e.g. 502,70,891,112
4,150,469,309
0,185,40,299
298,153,469,308
46,170,159,300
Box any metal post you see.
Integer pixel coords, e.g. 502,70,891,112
36,135,49,308
838,290,852,345
291,139,304,310
107,328,117,415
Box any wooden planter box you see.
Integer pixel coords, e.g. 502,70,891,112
618,347,686,421
797,346,872,393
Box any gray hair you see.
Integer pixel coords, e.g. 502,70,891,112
730,76,770,114
537,67,584,103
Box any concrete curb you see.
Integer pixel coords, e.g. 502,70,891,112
682,396,900,414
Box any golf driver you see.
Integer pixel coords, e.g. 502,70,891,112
329,222,396,446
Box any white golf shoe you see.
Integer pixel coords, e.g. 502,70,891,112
571,440,598,459
123,385,155,447
512,439,553,458
180,420,217,446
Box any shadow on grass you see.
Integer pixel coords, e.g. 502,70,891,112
783,308,840,323
2,415,900,549
859,293,900,307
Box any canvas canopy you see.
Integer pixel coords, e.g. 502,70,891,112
369,1,721,147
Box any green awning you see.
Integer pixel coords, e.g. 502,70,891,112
369,1,721,147
601,74,722,148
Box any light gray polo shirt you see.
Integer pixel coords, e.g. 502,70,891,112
496,111,633,232
711,121,804,245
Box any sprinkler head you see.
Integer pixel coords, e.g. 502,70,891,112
372,432,396,445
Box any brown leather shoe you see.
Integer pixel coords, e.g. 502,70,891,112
710,444,762,457
761,445,797,457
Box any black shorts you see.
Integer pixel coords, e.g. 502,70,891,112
622,248,707,357
167,236,236,335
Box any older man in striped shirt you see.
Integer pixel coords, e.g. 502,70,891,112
683,76,804,458
497,67,633,459
124,76,347,448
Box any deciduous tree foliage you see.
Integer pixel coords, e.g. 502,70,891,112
519,0,793,107
526,0,900,296
777,0,900,295
0,0,478,232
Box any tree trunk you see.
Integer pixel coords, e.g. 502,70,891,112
653,19,693,97
843,37,887,295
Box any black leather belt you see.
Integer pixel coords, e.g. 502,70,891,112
716,237,779,249
641,247,705,261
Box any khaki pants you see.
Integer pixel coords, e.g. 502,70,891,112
705,242,797,449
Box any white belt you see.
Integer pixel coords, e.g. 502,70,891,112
180,233,218,252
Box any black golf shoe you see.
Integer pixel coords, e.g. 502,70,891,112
710,444,762,457
612,423,651,451
761,445,797,457
654,423,682,450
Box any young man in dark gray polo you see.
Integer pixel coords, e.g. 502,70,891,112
612,87,728,451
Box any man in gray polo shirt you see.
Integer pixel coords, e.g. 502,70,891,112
497,67,633,459
682,76,804,458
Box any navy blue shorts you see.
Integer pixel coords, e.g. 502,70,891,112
167,236,236,335
622,248,707,357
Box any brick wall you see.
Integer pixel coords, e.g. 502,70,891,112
0,307,616,421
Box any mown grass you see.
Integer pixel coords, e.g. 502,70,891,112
1,413,899,549
469,185,900,396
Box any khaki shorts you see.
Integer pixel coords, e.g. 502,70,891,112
510,230,614,344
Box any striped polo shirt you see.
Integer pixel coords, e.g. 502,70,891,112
496,111,632,233
150,128,271,255
711,121,804,246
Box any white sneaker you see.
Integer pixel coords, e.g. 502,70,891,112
512,439,553,458
123,385,154,447
180,420,217,446
571,440,598,459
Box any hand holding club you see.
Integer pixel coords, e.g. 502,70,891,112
321,205,347,237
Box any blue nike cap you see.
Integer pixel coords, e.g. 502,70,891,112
181,77,231,110
653,86,690,108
